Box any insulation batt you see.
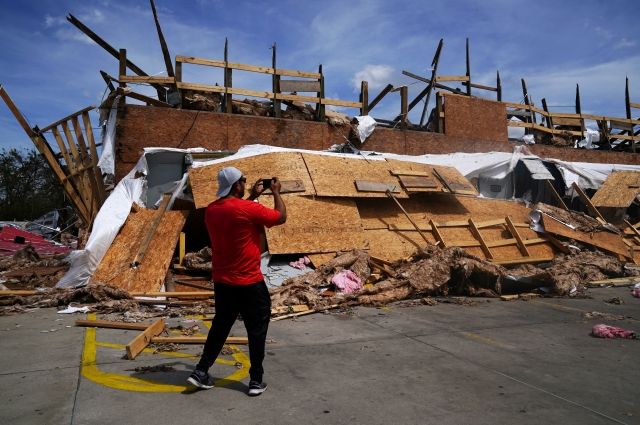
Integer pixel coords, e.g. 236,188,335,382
591,324,636,339
331,270,363,294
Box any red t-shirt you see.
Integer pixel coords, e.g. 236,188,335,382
205,197,281,285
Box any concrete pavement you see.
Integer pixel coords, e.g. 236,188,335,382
0,287,638,424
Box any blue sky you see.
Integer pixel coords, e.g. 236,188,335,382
1,0,639,150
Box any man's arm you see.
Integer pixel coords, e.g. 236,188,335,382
271,178,287,224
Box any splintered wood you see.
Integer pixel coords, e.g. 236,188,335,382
92,208,188,292
189,152,315,208
591,171,640,208
258,196,366,254
386,159,477,195
302,153,407,198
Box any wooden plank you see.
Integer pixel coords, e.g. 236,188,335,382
355,180,401,193
322,98,362,108
259,196,366,255
461,81,498,92
386,191,430,246
71,115,100,218
189,152,316,209
279,79,322,93
541,215,630,259
429,219,447,248
76,320,149,330
505,216,530,256
544,179,568,210
398,175,439,189
490,256,554,266
0,290,39,297
433,166,478,195
151,336,249,345
303,154,408,198
551,116,583,127
175,55,321,78
125,319,166,359
630,102,640,110
592,171,640,208
130,291,214,298
92,208,188,292
587,276,640,286
386,159,445,192
468,218,493,259
40,106,96,133
116,87,172,107
81,111,107,204
435,75,470,82
571,182,605,221
118,75,175,85
367,84,393,113
59,123,93,216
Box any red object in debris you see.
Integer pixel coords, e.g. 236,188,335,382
0,225,70,257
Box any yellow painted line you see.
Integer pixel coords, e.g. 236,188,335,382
81,313,249,392
459,331,512,350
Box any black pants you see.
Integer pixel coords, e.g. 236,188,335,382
196,280,271,382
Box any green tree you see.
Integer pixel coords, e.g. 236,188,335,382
0,148,69,221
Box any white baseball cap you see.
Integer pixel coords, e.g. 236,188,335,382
216,167,243,198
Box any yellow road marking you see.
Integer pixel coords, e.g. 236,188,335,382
81,313,249,392
459,331,512,350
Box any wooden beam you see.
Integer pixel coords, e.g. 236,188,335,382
175,55,321,79
151,336,249,344
272,42,281,118
385,190,430,246
118,76,175,85
468,218,493,259
115,87,172,107
400,85,408,129
402,71,462,94
496,70,502,101
125,319,166,359
544,179,568,210
505,216,530,257
360,80,368,116
40,106,96,133
100,70,116,91
130,193,172,268
461,81,498,92
490,256,554,266
0,290,39,297
571,182,606,221
465,38,471,96
130,291,214,298
76,319,149,330
429,220,446,248
82,111,107,205
436,75,470,82
149,0,174,78
367,84,393,113
67,14,166,101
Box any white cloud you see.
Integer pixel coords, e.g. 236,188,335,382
615,38,636,49
53,28,94,45
44,14,65,28
351,64,394,91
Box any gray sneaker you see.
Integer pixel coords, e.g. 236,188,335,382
187,369,214,389
248,380,267,396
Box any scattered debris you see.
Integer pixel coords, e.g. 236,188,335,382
583,311,626,321
604,297,624,305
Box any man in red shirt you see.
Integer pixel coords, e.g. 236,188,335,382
188,166,286,396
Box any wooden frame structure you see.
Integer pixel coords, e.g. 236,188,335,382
0,86,106,226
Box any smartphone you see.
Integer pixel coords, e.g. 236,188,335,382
262,178,272,189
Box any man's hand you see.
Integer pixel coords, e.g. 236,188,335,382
247,179,266,201
270,177,282,194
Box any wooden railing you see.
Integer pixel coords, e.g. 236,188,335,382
118,47,366,120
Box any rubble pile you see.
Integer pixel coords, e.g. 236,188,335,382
0,246,69,289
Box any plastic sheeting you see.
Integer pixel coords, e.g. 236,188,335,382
97,95,120,176
354,115,377,143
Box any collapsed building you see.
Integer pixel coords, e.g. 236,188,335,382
2,1,640,321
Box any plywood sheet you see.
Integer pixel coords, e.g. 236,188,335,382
433,166,478,195
302,153,407,198
92,208,188,293
591,171,640,208
307,252,337,267
542,217,631,259
189,152,315,208
386,159,445,193
365,229,433,262
258,196,366,254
